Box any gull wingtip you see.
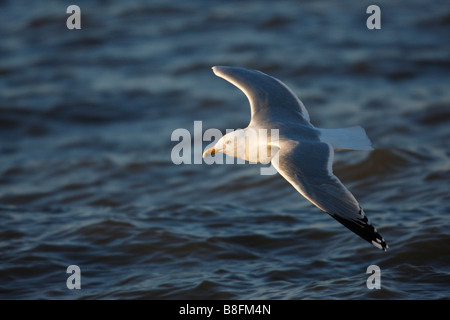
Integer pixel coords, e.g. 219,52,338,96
212,65,226,75
371,238,389,251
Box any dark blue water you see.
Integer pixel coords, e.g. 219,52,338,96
0,0,449,299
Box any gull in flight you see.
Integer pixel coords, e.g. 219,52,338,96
203,66,388,251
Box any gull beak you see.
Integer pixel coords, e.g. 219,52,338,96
202,147,216,158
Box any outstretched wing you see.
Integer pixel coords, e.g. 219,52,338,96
212,66,310,125
272,140,388,251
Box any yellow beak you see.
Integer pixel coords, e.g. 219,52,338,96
202,147,216,158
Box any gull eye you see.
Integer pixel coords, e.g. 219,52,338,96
226,140,231,145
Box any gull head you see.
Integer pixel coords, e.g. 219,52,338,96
202,128,275,164
202,129,246,159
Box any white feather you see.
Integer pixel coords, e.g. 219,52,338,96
318,126,373,151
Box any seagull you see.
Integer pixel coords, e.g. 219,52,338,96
203,66,388,251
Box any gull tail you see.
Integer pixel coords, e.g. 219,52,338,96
318,126,373,151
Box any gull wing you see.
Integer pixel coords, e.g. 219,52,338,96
272,141,388,251
212,66,310,125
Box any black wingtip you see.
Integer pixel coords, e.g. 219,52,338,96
371,236,389,251
328,208,389,251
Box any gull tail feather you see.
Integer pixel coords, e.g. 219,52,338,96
318,126,373,151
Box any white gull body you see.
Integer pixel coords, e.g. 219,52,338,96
203,66,388,251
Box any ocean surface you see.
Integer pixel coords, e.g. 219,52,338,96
0,0,449,299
